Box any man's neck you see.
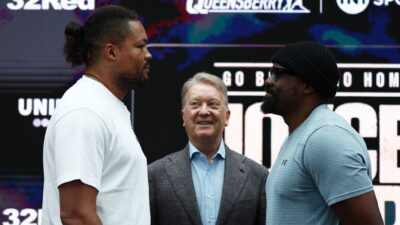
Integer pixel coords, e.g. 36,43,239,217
190,138,222,163
85,69,127,100
284,100,325,134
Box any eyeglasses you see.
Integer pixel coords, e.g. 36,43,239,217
268,67,296,81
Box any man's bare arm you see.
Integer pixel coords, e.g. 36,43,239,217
59,180,102,225
331,191,383,225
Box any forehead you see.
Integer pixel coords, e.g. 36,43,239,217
186,83,222,100
125,20,147,42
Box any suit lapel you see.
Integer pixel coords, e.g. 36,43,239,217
165,146,202,225
216,147,249,225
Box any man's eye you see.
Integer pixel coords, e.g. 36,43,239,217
190,102,200,107
209,102,220,108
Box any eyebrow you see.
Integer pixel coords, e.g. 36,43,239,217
135,39,148,46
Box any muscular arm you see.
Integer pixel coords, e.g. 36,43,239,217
59,180,102,225
304,126,384,225
331,191,383,225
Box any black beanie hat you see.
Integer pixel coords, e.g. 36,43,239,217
271,41,340,99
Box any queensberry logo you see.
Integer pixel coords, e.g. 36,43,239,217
7,0,95,10
186,0,310,14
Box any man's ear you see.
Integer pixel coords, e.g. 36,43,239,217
225,110,230,127
104,43,117,61
303,82,315,95
181,110,186,127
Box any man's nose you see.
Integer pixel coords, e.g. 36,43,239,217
265,75,274,87
145,48,152,61
199,104,210,115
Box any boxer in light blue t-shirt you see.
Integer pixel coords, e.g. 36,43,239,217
261,41,383,225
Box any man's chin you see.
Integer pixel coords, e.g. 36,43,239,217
131,78,148,90
260,97,274,114
126,76,148,90
120,72,149,90
194,131,216,139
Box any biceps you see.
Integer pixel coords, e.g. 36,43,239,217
331,191,383,225
59,180,99,216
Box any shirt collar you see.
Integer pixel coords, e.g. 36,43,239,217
189,140,226,160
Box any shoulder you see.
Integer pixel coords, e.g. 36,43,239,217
303,125,370,176
227,148,268,176
148,148,187,172
308,106,361,138
58,77,123,115
51,108,107,136
307,124,366,151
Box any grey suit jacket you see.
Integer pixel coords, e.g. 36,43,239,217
148,145,268,225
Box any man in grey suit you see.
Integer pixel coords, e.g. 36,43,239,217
148,72,268,225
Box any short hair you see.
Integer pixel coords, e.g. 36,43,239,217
181,72,229,108
63,5,139,66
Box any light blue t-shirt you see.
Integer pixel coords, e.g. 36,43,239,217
189,141,225,225
266,104,373,225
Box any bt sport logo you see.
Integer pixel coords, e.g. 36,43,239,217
336,0,399,15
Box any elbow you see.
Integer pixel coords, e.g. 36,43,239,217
60,207,100,225
60,212,77,225
60,209,86,225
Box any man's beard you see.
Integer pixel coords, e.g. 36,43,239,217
261,87,300,115
120,71,149,90
260,96,274,114
260,88,277,114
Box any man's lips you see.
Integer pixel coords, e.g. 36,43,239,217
264,88,275,97
264,92,272,97
196,121,213,125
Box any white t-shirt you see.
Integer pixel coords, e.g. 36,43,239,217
42,75,150,225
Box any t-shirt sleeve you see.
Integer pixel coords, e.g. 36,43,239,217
53,108,107,190
303,125,373,206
